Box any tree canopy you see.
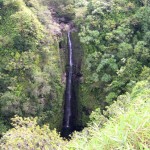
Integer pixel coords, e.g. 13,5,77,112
0,0,150,149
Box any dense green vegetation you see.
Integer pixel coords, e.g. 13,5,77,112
67,80,150,149
0,0,150,149
0,0,64,134
1,80,149,149
76,0,150,125
49,0,75,21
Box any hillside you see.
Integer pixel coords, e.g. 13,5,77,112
0,80,149,149
0,0,63,133
0,0,150,149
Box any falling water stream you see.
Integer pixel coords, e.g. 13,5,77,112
61,31,74,137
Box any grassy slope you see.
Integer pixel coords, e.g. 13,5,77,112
67,80,150,150
0,80,149,149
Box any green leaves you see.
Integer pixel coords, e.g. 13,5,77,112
0,116,65,150
67,80,150,150
78,0,150,108
117,43,132,58
49,0,75,22
0,0,64,131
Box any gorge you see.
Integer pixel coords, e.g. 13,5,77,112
0,0,150,149
61,30,83,137
61,31,74,137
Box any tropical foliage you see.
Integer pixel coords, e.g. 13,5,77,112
0,0,150,149
0,116,65,150
0,0,63,133
67,80,150,150
1,80,149,149
76,0,150,124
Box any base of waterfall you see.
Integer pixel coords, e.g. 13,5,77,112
61,126,73,138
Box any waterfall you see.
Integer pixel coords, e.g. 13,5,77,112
65,31,73,128
62,31,74,137
68,31,73,68
61,31,83,138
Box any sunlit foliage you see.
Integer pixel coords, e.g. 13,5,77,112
0,0,63,133
76,0,150,117
0,116,65,150
67,80,150,149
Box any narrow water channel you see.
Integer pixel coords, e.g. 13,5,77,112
61,31,74,137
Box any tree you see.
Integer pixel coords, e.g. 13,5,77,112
0,116,65,150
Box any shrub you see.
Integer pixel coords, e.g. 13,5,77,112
0,116,65,150
67,80,150,150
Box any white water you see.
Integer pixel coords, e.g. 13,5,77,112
64,31,73,128
68,31,73,67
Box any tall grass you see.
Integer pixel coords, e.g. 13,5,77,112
67,80,150,150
